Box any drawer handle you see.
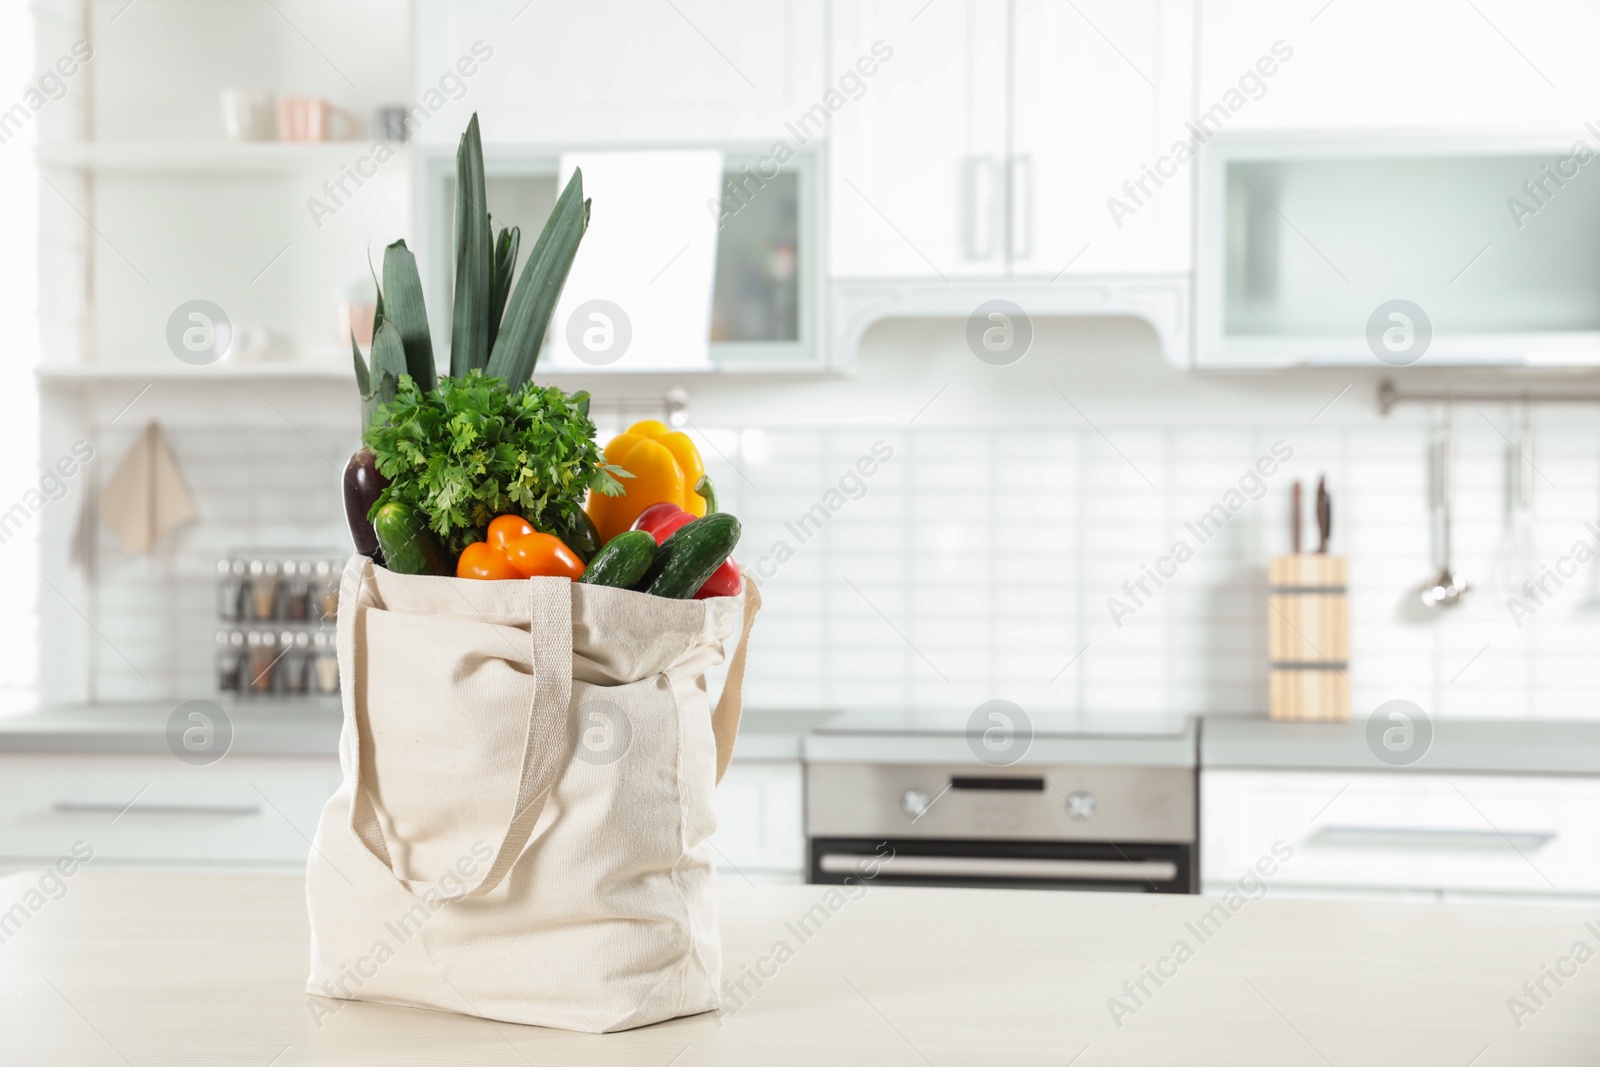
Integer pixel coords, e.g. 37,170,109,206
1309,826,1555,852
54,802,262,817
819,853,1179,882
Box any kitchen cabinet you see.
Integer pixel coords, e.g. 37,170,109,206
1202,768,1600,900
1195,131,1600,367
828,0,1190,279
710,759,804,881
1198,0,1600,131
419,149,823,370
410,0,827,144
827,0,1008,278
1010,0,1193,276
0,753,341,872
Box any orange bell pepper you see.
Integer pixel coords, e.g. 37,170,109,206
485,514,535,553
456,541,522,581
587,419,707,543
503,531,585,581
457,516,583,581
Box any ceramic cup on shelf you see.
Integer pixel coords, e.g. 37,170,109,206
220,89,277,141
277,97,357,142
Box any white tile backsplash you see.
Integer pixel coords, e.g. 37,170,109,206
65,396,1600,725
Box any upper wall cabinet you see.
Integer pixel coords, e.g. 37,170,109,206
1196,132,1600,367
411,0,826,144
1199,0,1600,131
828,0,1191,280
827,0,1009,278
1010,0,1192,276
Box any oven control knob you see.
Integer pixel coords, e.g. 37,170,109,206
1065,790,1097,821
899,788,932,819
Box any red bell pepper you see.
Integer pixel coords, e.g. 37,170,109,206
631,502,743,599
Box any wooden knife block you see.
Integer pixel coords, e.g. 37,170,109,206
1267,555,1349,722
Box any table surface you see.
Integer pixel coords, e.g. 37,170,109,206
3,870,1597,1065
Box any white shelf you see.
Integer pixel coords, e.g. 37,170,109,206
35,141,398,173
37,361,356,384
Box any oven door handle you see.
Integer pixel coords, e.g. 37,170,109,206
818,853,1179,883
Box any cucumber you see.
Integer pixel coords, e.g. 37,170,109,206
640,512,741,599
372,502,451,575
578,529,656,588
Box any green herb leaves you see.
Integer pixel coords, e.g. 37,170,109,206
365,372,628,556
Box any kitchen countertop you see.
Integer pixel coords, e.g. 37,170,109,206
0,702,342,756
0,703,832,762
1203,716,1600,775
12,705,1600,776
806,709,1198,766
3,871,1594,1064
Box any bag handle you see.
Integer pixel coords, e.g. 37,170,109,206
712,578,762,784
336,556,574,901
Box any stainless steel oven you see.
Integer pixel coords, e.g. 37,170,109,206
804,713,1197,893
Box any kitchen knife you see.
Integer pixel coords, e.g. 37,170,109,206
1291,480,1302,555
1316,477,1331,554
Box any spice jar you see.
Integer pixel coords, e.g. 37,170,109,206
246,629,278,693
278,630,311,695
216,559,246,621
315,560,341,621
312,630,340,694
215,629,244,693
275,630,299,694
248,559,281,621
285,561,313,621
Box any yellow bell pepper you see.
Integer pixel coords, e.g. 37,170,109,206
587,419,707,543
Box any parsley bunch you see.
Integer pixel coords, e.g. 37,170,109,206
365,372,627,555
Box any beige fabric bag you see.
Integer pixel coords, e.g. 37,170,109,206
305,555,760,1033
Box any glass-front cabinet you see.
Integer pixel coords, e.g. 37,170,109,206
421,147,820,373
1197,132,1600,367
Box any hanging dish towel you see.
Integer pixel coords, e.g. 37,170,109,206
305,556,761,1033
99,421,196,553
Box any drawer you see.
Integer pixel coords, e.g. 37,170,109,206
0,753,342,870
1202,770,1600,897
712,761,804,877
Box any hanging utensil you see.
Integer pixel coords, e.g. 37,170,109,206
1316,477,1331,554
1513,403,1536,586
1291,480,1303,554
1491,401,1537,599
1420,406,1470,609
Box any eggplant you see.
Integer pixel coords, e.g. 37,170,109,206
546,508,600,563
342,447,389,561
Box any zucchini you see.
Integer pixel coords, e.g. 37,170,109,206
640,512,741,599
372,502,450,575
578,530,656,588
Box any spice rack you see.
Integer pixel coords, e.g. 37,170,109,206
215,553,344,699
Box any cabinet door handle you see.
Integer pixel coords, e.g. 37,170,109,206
819,853,1179,882
963,155,1002,261
54,801,262,817
1009,153,1033,260
1308,826,1556,852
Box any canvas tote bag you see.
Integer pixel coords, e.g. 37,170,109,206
305,554,761,1033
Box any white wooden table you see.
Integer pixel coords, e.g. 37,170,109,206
2,870,1596,1065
